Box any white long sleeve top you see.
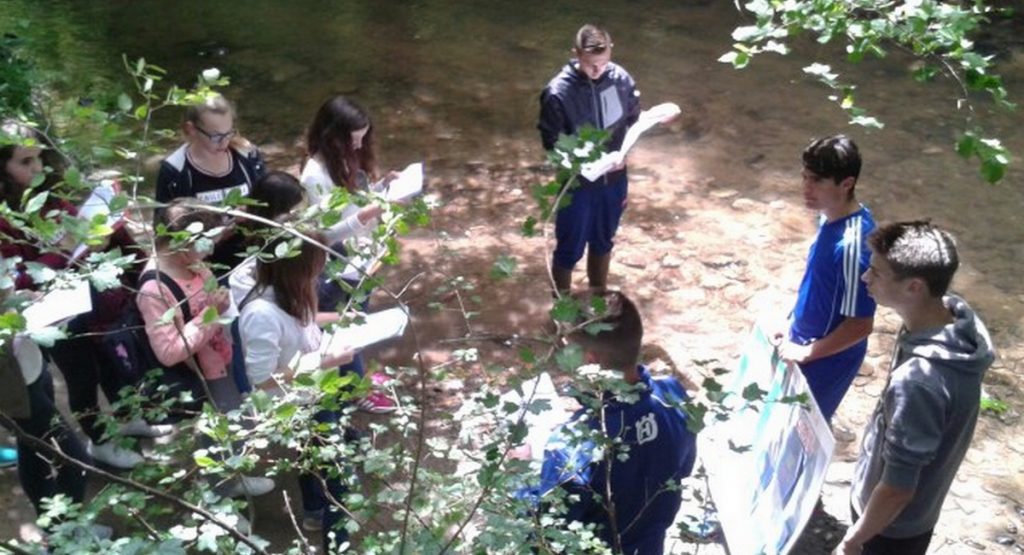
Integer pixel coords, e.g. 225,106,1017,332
300,155,377,246
238,286,322,388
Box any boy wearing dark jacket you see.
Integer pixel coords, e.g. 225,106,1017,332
538,24,641,293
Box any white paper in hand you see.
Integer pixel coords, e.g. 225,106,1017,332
579,101,681,182
323,306,410,352
385,162,424,202
23,279,92,332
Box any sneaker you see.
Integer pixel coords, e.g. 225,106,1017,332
356,391,397,414
0,445,16,468
302,509,324,532
118,418,174,438
88,441,144,470
216,475,275,498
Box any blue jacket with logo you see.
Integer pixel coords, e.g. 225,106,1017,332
538,60,641,186
532,367,697,555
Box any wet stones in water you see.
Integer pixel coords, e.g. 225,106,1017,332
197,42,230,58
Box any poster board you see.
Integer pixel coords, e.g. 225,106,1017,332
700,324,835,555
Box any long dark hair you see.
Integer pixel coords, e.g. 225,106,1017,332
255,232,326,325
0,120,64,209
304,96,376,193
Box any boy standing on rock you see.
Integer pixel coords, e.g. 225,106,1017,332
538,24,641,293
837,221,994,555
775,134,876,421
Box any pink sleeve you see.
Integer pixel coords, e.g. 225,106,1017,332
136,278,219,367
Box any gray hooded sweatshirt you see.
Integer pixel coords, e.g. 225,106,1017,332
851,295,994,538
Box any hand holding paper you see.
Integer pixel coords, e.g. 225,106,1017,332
580,101,681,182
383,162,424,203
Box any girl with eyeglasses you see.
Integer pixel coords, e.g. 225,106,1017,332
155,94,266,206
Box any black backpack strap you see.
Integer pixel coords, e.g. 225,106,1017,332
139,269,193,322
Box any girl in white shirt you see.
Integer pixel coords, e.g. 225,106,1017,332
238,233,355,392
237,233,355,547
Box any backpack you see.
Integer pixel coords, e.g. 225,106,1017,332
100,270,205,409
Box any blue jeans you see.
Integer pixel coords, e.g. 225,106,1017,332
553,175,628,270
9,368,91,515
298,408,350,552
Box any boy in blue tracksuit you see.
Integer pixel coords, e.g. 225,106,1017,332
538,24,642,293
529,292,697,554
776,134,876,421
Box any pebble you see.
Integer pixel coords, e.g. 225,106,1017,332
731,198,759,211
997,535,1016,546
710,189,739,199
661,255,684,268
962,537,987,550
1008,523,1018,534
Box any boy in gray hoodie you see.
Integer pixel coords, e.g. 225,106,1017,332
837,221,995,555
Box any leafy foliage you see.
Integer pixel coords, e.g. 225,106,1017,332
721,0,1015,183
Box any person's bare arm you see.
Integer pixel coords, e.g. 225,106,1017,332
780,316,873,364
835,482,915,554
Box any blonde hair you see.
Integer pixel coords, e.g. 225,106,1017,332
183,94,251,151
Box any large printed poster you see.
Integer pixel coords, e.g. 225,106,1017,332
700,325,836,555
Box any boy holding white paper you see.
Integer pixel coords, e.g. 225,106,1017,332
538,24,641,293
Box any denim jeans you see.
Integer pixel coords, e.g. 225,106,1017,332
298,407,350,552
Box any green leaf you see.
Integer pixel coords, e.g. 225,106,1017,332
201,306,219,325
159,307,176,325
981,159,1006,183
742,383,767,402
193,455,216,468
956,134,977,158
28,326,66,347
117,93,132,112
24,191,47,214
550,296,581,323
490,254,518,280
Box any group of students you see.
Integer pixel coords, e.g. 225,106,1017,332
538,24,995,555
0,20,1000,555
0,92,401,551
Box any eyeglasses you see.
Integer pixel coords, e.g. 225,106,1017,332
194,125,236,144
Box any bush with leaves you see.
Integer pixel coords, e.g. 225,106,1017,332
720,0,1014,183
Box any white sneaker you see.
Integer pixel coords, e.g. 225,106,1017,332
119,418,174,438
216,475,275,498
88,441,144,470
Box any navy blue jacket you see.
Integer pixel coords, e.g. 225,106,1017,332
533,367,697,555
538,60,641,185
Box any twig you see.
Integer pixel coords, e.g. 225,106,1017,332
0,412,268,554
282,490,312,554
0,540,33,555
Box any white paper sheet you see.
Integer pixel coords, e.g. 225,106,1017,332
498,372,574,461
580,101,681,181
23,279,92,332
384,162,424,202
321,306,410,353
